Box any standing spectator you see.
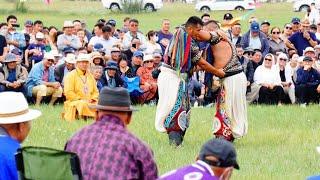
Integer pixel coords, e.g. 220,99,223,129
95,25,118,60
0,23,8,62
0,53,28,93
0,92,41,180
254,54,285,105
25,53,63,106
228,23,242,46
201,13,211,23
65,87,158,180
6,15,26,52
157,19,173,54
275,53,296,104
63,53,99,121
295,56,320,106
241,21,270,57
280,23,293,42
87,23,104,52
144,30,161,55
54,53,75,85
291,17,301,33
123,19,147,50
159,138,239,180
268,27,286,55
308,3,320,25
137,54,157,104
286,19,318,56
57,21,81,52
100,61,123,88
24,32,46,68
260,20,271,37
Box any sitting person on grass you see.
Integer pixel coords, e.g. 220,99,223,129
100,60,123,88
63,53,99,121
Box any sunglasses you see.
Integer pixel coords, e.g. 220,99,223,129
272,32,281,34
285,26,292,30
144,60,153,63
264,58,272,61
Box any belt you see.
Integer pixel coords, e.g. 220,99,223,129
223,69,243,78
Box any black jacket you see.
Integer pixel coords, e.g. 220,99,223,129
99,69,124,88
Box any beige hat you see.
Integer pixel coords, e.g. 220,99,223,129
63,20,74,28
303,47,315,55
35,32,45,39
77,53,90,62
91,52,103,60
65,54,76,64
0,92,41,124
50,49,62,57
44,53,55,60
143,54,154,62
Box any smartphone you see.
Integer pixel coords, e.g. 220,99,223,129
12,24,20,28
132,44,136,48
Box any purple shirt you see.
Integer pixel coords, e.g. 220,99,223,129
158,160,219,180
65,114,158,180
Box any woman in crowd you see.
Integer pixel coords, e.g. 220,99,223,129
144,30,161,55
118,58,132,78
48,26,58,50
254,53,285,105
77,29,88,48
90,51,105,67
280,23,292,41
269,27,286,56
275,53,296,104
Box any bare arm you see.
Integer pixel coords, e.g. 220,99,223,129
197,58,225,78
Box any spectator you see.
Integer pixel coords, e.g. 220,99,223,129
65,87,158,179
157,19,173,54
122,17,130,32
153,50,162,68
280,23,293,41
144,30,161,55
76,29,88,48
90,51,105,67
54,53,75,85
6,15,26,52
29,20,43,44
122,19,147,50
308,3,320,25
95,25,118,60
159,138,239,180
24,32,46,69
286,53,299,84
106,19,117,38
21,20,33,35
118,58,132,78
269,27,286,55
25,53,63,106
0,53,28,93
286,19,318,56
228,23,242,46
63,53,99,121
310,24,317,34
236,46,254,92
260,20,271,37
241,21,270,57
315,23,320,40
295,56,320,106
252,49,263,69
87,23,104,52
303,47,316,60
137,54,157,104
0,23,8,62
72,20,82,35
110,47,121,63
275,53,296,104
254,54,285,105
91,65,103,91
201,13,211,23
57,21,81,52
291,17,301,33
0,92,41,180
100,60,123,88
48,26,58,50
129,51,143,77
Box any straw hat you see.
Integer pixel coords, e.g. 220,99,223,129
65,54,76,64
63,20,74,28
76,53,90,62
0,92,41,124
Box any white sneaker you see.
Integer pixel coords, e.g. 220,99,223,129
300,103,307,108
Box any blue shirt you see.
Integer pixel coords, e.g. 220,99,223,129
157,30,173,54
288,32,317,56
0,127,20,180
27,43,46,63
296,67,320,86
7,69,16,83
7,31,26,50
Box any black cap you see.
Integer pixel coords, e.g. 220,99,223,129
199,138,239,170
223,13,233,20
303,56,313,62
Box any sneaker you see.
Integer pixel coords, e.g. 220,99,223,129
300,103,307,108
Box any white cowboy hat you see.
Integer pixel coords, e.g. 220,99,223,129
63,20,74,28
143,54,154,62
65,53,76,64
0,92,41,124
76,53,90,62
50,49,62,57
44,53,55,60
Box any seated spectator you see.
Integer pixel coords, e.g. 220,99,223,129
159,138,239,180
251,49,263,70
0,92,41,180
50,49,62,66
87,23,104,52
0,53,28,93
280,23,293,42
236,45,254,92
137,55,157,104
24,32,46,69
303,47,316,60
261,20,271,37
275,53,296,104
57,21,81,52
91,65,103,91
25,53,63,106
128,51,143,77
144,30,161,55
65,87,158,179
286,54,299,83
269,27,286,55
100,61,123,88
90,51,105,67
118,58,131,78
110,47,121,63
295,56,320,106
54,53,76,85
63,53,99,121
254,54,285,105
76,29,88,48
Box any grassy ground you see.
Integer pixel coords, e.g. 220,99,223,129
23,104,320,179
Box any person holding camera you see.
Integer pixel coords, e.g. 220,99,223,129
6,15,26,52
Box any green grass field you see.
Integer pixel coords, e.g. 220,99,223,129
1,0,320,179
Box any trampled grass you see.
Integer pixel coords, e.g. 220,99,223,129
23,104,320,179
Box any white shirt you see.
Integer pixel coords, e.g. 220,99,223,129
94,37,117,56
144,41,161,55
88,36,101,46
249,33,262,50
122,31,147,50
254,65,281,86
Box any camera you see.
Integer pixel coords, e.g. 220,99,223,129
12,24,20,28
132,44,137,48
